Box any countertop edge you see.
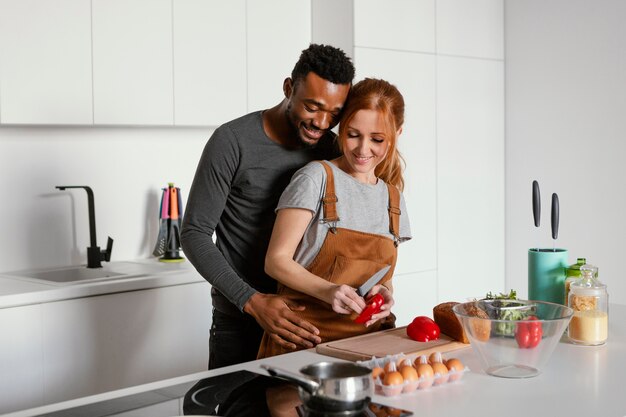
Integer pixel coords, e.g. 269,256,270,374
0,261,206,309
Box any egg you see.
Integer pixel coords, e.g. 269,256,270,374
384,361,397,374
383,371,404,386
396,357,409,368
431,361,449,385
416,363,434,389
398,358,413,369
416,362,433,378
446,358,464,371
400,364,418,381
372,366,385,380
414,354,429,367
446,358,465,382
429,351,444,364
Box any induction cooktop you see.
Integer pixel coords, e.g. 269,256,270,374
37,370,411,417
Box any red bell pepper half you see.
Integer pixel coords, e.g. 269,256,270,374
515,315,543,348
406,316,441,342
354,294,385,324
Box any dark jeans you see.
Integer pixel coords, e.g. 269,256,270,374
209,308,264,370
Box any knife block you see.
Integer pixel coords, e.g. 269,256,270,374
528,248,568,304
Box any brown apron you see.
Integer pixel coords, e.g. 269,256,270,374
257,161,401,359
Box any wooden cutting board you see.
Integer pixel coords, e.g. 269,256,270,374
315,326,468,361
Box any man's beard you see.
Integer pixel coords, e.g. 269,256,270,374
284,105,320,149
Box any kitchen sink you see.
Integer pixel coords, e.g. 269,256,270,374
2,261,168,285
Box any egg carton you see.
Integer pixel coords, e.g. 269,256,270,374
357,353,469,397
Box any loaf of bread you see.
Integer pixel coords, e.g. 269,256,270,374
434,301,492,343
433,302,470,344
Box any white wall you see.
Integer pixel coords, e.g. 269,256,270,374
0,127,209,272
505,0,626,304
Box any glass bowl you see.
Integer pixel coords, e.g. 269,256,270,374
453,299,573,378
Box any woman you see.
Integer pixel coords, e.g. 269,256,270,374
258,78,411,360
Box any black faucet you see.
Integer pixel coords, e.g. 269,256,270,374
56,185,113,268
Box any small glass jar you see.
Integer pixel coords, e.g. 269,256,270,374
568,264,608,345
564,258,589,305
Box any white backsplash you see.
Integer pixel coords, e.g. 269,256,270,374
0,126,210,272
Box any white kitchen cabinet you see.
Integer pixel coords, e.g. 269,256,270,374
173,0,247,126
40,282,210,406
246,0,311,112
311,0,354,58
92,0,174,125
0,281,210,414
436,55,505,301
354,0,435,53
0,0,93,124
436,0,504,59
354,47,438,276
0,304,44,414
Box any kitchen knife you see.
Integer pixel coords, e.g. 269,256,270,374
532,180,541,227
551,193,559,241
356,265,391,297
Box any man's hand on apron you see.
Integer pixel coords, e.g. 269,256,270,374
244,293,322,350
362,285,395,327
328,284,367,315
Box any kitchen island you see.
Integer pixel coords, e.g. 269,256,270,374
5,303,625,417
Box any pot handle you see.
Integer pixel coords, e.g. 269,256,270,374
260,364,320,394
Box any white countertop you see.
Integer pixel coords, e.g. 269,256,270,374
7,303,626,417
0,259,205,309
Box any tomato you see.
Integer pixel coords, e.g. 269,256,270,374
406,316,440,342
354,294,385,324
515,315,543,348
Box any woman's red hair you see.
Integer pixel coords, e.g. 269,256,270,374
337,78,406,191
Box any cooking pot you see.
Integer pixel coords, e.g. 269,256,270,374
261,362,373,414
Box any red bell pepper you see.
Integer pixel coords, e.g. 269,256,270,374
406,316,440,342
354,293,385,324
515,315,542,348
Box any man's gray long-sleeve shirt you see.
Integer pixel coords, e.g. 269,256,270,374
181,111,337,316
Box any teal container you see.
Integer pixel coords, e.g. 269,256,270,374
528,248,569,304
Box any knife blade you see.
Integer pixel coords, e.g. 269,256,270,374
357,265,391,297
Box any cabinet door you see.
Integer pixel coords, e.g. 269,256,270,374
436,0,504,59
173,0,247,126
0,0,92,124
0,304,44,414
246,0,311,112
437,56,505,301
354,0,435,53
92,0,173,125
40,282,210,405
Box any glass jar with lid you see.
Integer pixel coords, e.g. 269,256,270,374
564,258,598,304
568,264,608,345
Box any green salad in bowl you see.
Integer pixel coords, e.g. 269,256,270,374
478,290,537,336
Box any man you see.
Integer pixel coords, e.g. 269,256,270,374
181,44,355,369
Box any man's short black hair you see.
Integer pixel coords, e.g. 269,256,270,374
291,44,355,86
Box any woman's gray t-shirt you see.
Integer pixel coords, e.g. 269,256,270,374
277,161,412,268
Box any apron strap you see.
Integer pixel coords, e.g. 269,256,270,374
318,161,339,223
386,183,401,244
